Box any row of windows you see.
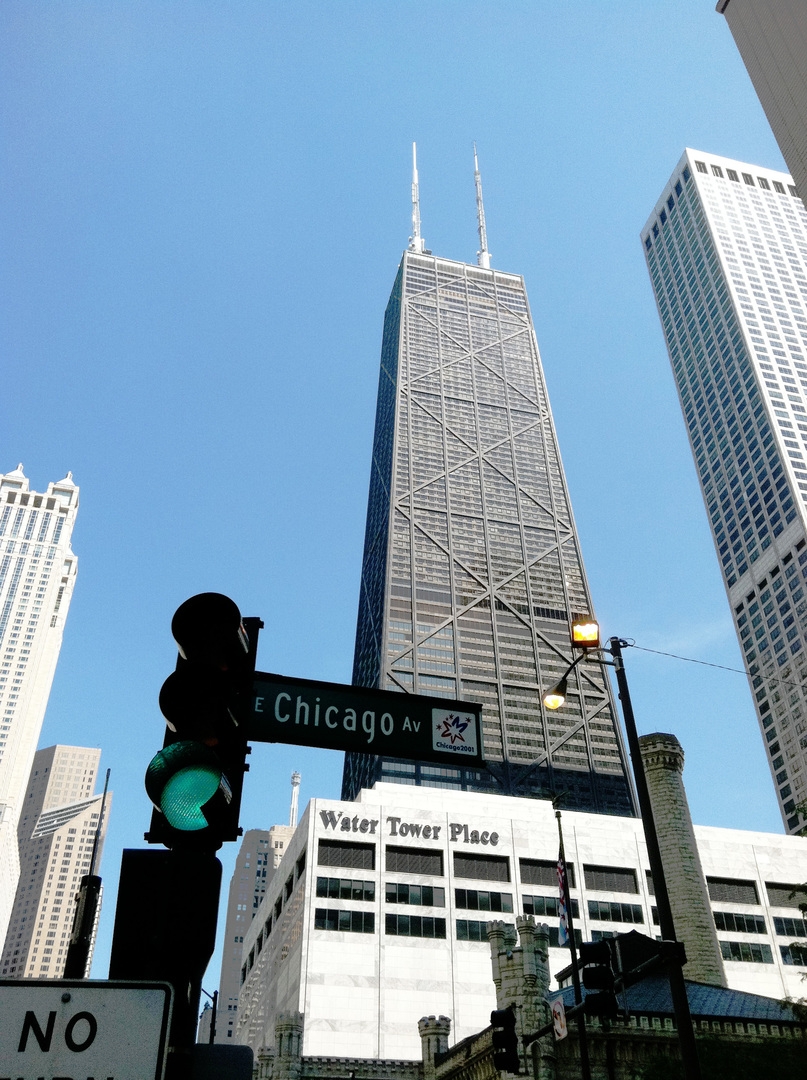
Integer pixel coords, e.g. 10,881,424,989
315,909,375,934
720,939,773,964
316,844,807,919
588,900,644,925
694,158,797,197
714,911,767,934
385,914,446,938
387,882,445,906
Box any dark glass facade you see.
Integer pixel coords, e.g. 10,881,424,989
343,251,634,815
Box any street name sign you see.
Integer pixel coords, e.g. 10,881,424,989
249,672,483,766
0,979,172,1080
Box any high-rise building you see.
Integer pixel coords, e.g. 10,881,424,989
717,0,807,202
642,149,807,834
0,745,109,978
209,776,301,1043
210,829,272,1043
0,466,79,949
343,150,634,817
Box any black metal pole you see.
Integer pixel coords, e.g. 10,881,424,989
210,990,218,1045
64,767,111,978
607,637,702,1080
555,810,592,1080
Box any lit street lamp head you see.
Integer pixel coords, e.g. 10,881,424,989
571,617,600,650
543,676,567,710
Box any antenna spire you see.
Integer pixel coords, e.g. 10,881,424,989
409,142,425,254
289,771,301,828
473,142,491,269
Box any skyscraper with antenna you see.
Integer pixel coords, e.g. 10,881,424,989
342,147,634,814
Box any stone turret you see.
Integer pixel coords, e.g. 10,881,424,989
419,1014,451,1080
273,1012,304,1080
487,917,555,1079
639,732,727,987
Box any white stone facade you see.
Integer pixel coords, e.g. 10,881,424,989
0,466,79,951
236,784,807,1062
0,744,109,978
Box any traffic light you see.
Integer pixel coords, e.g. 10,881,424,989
579,939,618,1019
490,1005,520,1074
145,593,261,850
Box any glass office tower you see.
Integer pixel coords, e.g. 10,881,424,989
643,149,807,835
342,245,634,816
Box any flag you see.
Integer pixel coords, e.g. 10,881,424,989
557,852,569,946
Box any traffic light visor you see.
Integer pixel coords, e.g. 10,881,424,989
146,741,231,832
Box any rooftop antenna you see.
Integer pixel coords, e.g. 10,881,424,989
289,771,301,828
473,142,491,269
409,142,425,254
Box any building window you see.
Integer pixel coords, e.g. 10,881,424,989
386,882,444,906
727,169,739,182
773,916,807,937
711,165,724,178
781,943,807,966
455,888,512,913
523,894,579,920
720,940,773,964
587,900,644,924
758,177,771,190
456,919,513,942
453,853,510,882
696,161,708,174
385,845,443,876
714,911,767,934
706,877,759,905
583,865,638,894
520,859,575,888
766,882,807,908
743,173,755,186
314,908,375,934
317,839,375,871
773,181,786,194
385,912,447,938
316,876,375,902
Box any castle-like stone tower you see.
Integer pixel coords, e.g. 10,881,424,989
639,732,726,987
418,1014,451,1080
487,917,555,1079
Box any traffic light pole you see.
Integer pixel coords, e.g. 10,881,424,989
607,637,702,1080
554,810,591,1080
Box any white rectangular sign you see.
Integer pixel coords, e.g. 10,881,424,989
431,708,479,757
0,979,172,1080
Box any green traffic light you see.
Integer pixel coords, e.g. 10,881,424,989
161,763,222,830
145,741,232,832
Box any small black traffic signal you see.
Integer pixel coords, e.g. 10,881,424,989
145,593,261,851
580,939,618,1019
490,1004,520,1074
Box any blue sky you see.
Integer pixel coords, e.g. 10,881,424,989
1,2,792,982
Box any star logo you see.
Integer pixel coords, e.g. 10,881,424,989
437,713,470,745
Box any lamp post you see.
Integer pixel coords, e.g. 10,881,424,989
543,623,702,1080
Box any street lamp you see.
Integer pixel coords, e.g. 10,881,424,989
542,620,703,1080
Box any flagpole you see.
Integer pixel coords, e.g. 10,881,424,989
555,808,592,1080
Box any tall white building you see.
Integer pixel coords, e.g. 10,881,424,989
0,466,79,949
642,150,807,834
0,745,109,978
235,782,807,1061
